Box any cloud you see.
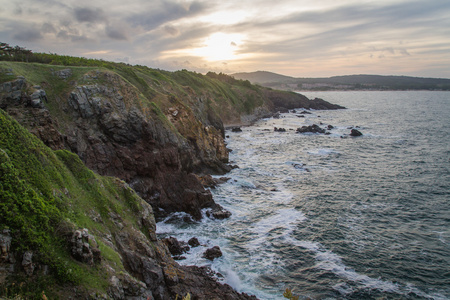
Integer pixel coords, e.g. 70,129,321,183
164,25,179,37
1,0,449,78
126,0,210,30
105,25,128,40
74,7,106,23
13,27,43,42
14,4,23,15
41,23,57,34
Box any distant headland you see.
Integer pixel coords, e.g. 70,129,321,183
232,71,450,91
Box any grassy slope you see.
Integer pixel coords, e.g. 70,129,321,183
0,61,271,127
0,109,152,298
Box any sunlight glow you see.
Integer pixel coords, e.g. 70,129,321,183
161,33,247,62
191,33,244,61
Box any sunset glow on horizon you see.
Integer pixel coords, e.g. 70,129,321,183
0,0,449,78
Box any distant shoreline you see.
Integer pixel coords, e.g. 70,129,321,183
232,71,450,92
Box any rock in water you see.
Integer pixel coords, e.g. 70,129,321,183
188,237,201,247
162,237,190,256
203,246,223,260
296,124,326,134
350,129,363,136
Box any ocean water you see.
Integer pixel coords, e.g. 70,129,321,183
157,91,450,299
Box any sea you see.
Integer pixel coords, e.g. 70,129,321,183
157,91,450,300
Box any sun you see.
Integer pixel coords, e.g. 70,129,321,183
191,33,244,62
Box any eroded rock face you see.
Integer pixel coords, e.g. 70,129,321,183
62,72,227,220
21,251,34,276
0,71,231,221
0,229,15,283
0,78,65,150
70,229,101,265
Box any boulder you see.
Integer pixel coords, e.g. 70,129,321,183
212,208,232,219
52,68,73,79
188,237,200,248
162,237,189,256
203,246,223,261
206,204,232,219
231,127,242,132
350,129,363,136
296,124,326,134
274,127,286,132
70,228,100,265
298,110,312,114
22,251,34,276
0,229,12,262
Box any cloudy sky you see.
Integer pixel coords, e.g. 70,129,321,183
1,0,450,78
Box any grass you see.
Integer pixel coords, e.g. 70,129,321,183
0,109,158,298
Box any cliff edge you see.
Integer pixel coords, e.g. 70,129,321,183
0,58,343,299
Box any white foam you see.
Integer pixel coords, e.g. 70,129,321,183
230,177,257,189
287,238,425,296
224,269,242,291
251,208,306,236
155,211,193,234
307,148,339,155
433,231,449,245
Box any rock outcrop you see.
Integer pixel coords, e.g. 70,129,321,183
202,246,223,261
1,71,228,221
296,124,326,134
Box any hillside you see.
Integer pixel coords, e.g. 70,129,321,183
0,109,259,299
0,51,343,299
232,71,450,91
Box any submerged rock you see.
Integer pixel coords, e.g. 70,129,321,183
274,127,286,132
298,110,312,114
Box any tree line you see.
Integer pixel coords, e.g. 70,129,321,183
0,42,118,68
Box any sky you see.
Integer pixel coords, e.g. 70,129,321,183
1,0,450,78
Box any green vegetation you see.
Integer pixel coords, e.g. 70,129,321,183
0,42,275,126
283,288,299,300
0,109,151,298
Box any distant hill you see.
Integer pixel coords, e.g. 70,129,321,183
231,71,297,84
232,71,450,91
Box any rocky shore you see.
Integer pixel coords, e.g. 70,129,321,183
0,62,344,299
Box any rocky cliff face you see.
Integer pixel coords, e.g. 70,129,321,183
0,68,231,221
63,72,223,221
1,62,344,299
0,108,256,299
1,65,343,221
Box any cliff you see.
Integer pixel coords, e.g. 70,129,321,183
0,62,343,221
0,59,343,299
0,109,259,299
